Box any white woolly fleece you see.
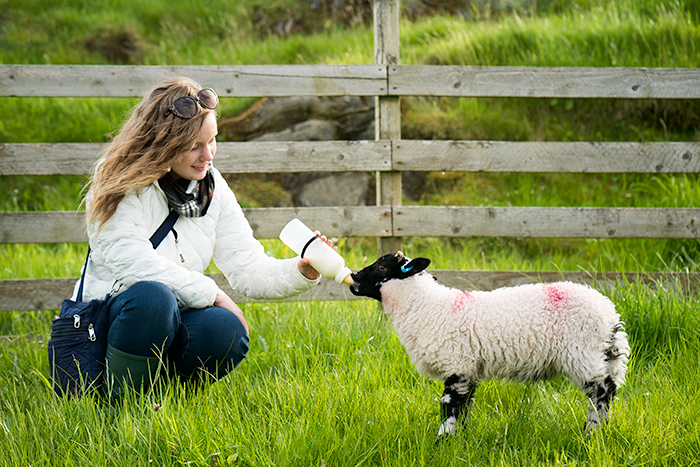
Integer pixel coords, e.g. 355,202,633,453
380,274,629,391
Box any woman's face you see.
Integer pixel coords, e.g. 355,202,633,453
171,111,218,180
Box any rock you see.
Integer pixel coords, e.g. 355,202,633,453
297,173,370,207
252,119,340,142
220,96,376,207
220,96,374,141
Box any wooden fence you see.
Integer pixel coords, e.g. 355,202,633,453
2,0,700,311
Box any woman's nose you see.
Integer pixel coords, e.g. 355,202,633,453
201,146,214,161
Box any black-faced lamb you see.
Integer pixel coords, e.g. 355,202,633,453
349,251,629,437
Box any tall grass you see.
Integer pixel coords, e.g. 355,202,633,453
403,2,700,67
2,1,700,465
2,283,699,465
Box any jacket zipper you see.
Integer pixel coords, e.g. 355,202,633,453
172,229,185,263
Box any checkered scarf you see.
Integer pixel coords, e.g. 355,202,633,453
158,170,215,218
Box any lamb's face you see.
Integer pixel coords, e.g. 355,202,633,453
349,251,431,302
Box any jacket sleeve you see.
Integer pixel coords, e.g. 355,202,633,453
211,175,319,300
88,191,220,309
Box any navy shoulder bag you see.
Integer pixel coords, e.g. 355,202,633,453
48,211,178,396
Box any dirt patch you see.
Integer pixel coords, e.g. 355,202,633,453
85,26,145,64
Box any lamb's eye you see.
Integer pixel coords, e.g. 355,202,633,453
377,265,386,272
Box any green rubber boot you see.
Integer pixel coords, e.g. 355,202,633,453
105,344,160,399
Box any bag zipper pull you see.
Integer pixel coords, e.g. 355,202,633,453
173,228,185,263
73,314,81,329
88,323,96,342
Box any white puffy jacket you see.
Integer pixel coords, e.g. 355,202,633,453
73,167,318,307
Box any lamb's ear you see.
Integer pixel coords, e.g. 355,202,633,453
399,257,431,277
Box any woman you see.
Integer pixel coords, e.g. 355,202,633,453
76,77,328,395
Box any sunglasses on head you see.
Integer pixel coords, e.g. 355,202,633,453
164,88,219,119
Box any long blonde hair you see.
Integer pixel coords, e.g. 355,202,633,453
85,77,215,229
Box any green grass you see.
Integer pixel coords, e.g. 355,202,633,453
402,2,700,67
2,284,699,466
2,0,700,465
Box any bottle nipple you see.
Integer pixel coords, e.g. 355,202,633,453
334,266,354,285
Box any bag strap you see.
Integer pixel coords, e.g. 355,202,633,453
149,210,179,249
75,249,91,302
77,210,180,301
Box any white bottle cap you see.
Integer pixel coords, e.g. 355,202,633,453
335,266,353,285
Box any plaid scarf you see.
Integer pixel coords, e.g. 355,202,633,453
158,170,215,218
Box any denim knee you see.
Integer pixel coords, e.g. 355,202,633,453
107,281,181,356
169,306,249,380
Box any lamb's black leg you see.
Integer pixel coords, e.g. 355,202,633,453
438,374,477,437
583,375,617,434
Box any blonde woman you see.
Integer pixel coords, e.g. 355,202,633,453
77,77,328,395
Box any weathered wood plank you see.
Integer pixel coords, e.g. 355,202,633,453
6,65,700,99
0,207,392,244
215,141,391,173
2,270,698,311
0,278,77,312
242,206,392,239
394,206,700,238
374,0,403,256
0,65,387,97
389,66,700,98
0,141,391,176
0,276,362,312
0,211,87,244
374,0,400,66
0,143,104,176
6,207,698,243
6,140,700,176
393,140,700,173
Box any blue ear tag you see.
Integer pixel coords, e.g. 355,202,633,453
401,264,413,273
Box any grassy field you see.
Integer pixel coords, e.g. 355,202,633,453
2,279,699,466
2,0,700,465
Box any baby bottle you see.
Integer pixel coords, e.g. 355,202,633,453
279,218,354,285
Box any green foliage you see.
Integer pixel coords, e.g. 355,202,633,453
402,3,700,67
403,97,700,142
1,288,699,465
1,2,700,464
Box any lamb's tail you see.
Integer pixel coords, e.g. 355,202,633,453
605,321,630,387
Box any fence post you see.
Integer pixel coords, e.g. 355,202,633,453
374,0,402,257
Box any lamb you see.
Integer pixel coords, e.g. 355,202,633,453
349,251,630,437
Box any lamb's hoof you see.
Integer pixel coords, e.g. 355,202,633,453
436,417,457,440
584,420,600,437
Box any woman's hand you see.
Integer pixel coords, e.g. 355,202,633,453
214,290,249,335
297,233,336,280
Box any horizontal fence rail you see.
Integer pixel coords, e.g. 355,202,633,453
388,66,700,99
4,140,700,175
0,65,387,97
0,207,393,244
4,207,700,244
4,65,700,99
393,141,700,173
394,207,700,238
2,269,697,312
0,141,392,176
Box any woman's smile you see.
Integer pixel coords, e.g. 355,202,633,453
171,112,218,180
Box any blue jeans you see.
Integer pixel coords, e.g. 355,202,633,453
106,281,249,381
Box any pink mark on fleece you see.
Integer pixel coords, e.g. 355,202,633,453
542,284,568,310
451,291,474,313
